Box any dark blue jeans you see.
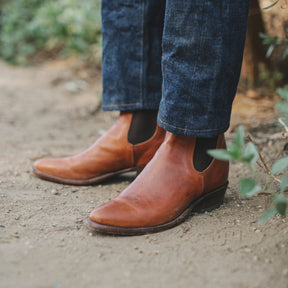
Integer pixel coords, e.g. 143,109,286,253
101,0,249,137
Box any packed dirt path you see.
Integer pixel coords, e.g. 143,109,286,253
0,59,287,288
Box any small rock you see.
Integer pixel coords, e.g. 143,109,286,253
13,232,20,238
282,268,288,276
51,189,59,195
265,258,272,264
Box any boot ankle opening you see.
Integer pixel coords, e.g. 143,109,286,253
128,110,158,145
193,136,218,172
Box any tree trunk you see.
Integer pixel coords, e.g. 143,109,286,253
241,0,270,88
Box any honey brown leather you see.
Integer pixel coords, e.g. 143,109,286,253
88,132,229,231
32,112,165,184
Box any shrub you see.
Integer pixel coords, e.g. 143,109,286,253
0,0,102,65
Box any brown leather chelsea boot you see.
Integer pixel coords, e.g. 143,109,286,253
86,132,229,235
32,112,165,185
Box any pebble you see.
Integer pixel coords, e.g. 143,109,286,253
13,232,20,238
265,258,272,264
51,189,59,195
282,268,288,276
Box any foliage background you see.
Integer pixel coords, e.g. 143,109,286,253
0,0,102,65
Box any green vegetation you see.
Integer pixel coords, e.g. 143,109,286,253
208,86,288,223
0,0,102,65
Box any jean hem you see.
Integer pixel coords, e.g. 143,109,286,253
102,102,160,111
158,117,229,137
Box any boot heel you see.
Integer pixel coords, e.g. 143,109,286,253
193,182,228,213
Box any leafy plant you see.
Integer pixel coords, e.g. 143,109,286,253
208,86,288,223
0,0,102,65
260,0,288,60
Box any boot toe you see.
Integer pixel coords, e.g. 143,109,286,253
89,199,140,228
32,158,67,178
33,158,55,174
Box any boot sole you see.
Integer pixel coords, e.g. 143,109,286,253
31,166,144,186
85,182,228,235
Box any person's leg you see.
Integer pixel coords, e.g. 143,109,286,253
158,0,249,137
87,0,250,234
101,0,165,111
32,0,166,185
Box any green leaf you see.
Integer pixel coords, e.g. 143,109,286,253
226,142,241,159
263,0,280,10
277,87,288,101
207,149,236,161
242,142,259,165
258,208,277,224
271,156,288,175
274,193,287,217
234,126,245,151
280,176,288,193
266,45,275,58
239,178,262,197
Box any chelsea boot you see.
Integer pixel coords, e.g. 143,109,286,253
32,112,165,185
86,132,229,235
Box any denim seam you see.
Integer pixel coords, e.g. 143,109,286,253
186,0,207,113
102,102,160,108
158,117,227,133
139,0,145,105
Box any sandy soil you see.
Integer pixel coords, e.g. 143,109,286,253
0,59,288,288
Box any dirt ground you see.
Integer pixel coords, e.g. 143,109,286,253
0,59,288,288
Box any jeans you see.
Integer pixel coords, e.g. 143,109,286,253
101,0,250,137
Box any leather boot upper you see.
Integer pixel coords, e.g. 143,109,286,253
33,112,165,181
89,132,229,228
